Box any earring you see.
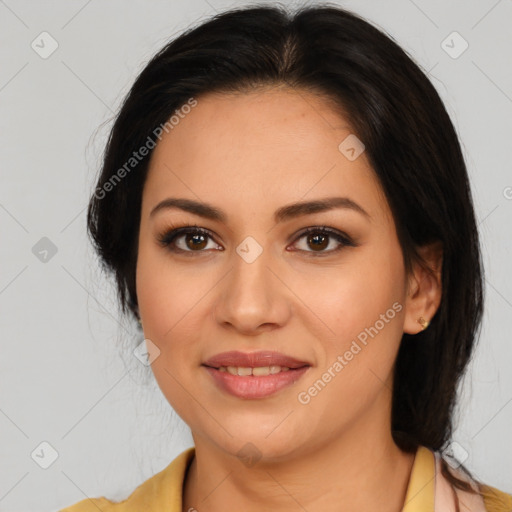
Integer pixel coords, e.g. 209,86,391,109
417,316,429,330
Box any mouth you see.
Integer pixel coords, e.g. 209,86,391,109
203,364,308,375
201,351,311,399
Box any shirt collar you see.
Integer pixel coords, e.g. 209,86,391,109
402,445,436,511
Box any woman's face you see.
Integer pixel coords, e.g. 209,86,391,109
136,87,424,461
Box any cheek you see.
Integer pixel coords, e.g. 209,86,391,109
136,241,200,335
135,244,216,380
297,253,404,342
135,250,205,416
294,272,404,424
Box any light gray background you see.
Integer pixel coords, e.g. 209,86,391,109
1,0,511,510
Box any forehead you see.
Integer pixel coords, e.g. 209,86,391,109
143,87,391,226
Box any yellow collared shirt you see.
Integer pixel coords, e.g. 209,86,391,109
60,446,511,512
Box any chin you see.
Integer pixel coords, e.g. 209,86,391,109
206,426,307,466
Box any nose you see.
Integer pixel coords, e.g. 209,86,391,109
213,240,291,335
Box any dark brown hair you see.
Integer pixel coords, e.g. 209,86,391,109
86,3,485,503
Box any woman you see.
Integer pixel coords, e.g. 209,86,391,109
60,3,511,511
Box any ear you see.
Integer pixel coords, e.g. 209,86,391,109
403,240,443,335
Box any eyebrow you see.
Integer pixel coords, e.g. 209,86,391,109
149,196,371,223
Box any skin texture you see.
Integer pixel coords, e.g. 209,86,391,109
136,87,443,512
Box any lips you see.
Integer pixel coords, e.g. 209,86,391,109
204,365,310,399
202,350,310,370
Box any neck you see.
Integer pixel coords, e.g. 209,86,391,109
182,414,416,512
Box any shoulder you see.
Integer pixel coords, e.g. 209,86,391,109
480,483,512,512
431,448,510,512
58,447,195,512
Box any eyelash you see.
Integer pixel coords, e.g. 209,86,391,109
156,223,358,257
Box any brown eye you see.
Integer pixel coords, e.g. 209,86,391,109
157,226,221,254
305,232,329,251
183,232,208,250
291,226,356,256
